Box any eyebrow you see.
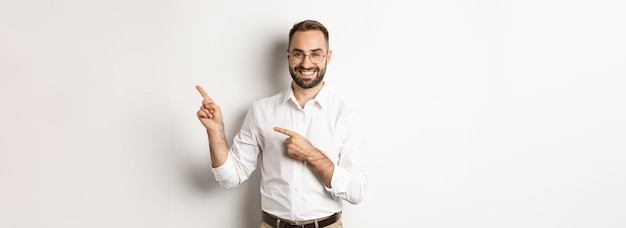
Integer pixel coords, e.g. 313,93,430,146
291,48,324,53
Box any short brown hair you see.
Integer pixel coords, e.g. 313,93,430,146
288,20,329,49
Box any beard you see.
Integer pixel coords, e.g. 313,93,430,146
289,65,326,89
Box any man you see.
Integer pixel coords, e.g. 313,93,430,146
196,19,367,228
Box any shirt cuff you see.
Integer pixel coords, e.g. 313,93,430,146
211,156,235,181
325,165,350,198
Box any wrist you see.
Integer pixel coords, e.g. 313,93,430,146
206,125,225,136
306,148,325,163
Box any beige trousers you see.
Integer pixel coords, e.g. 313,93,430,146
260,219,343,228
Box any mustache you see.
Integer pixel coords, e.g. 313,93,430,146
294,66,319,71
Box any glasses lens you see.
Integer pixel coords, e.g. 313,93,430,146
311,55,322,63
312,51,326,63
289,52,325,64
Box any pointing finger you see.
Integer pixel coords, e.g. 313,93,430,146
196,85,213,101
273,127,297,137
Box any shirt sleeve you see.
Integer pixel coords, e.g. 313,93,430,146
211,105,262,189
325,111,368,204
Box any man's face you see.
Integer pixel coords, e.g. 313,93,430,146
287,30,332,89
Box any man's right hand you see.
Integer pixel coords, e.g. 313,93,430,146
196,85,224,131
196,85,229,168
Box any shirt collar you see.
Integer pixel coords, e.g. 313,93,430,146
281,83,330,108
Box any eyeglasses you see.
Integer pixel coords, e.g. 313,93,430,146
288,51,327,64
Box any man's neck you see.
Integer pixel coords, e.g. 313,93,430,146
292,81,324,108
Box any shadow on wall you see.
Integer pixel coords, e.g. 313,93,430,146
264,39,291,97
181,37,289,228
242,37,289,228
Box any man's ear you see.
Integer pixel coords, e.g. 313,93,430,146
326,49,333,63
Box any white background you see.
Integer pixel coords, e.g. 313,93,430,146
1,0,625,227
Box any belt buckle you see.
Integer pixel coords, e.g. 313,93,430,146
280,222,306,228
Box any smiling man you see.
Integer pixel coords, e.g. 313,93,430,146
196,19,368,228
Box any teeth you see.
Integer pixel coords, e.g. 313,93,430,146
302,71,314,75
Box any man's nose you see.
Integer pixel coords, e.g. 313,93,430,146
299,55,315,67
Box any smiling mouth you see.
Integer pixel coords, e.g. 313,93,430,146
296,67,317,78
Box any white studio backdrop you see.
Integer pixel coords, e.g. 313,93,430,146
1,0,625,227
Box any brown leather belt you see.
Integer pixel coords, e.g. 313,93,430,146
262,211,341,228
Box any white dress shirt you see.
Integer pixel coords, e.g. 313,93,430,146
212,83,368,221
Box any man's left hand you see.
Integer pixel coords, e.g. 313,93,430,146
273,127,320,162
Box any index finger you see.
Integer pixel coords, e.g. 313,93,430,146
273,127,297,137
195,85,212,100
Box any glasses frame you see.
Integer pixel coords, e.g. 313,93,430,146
288,50,327,64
